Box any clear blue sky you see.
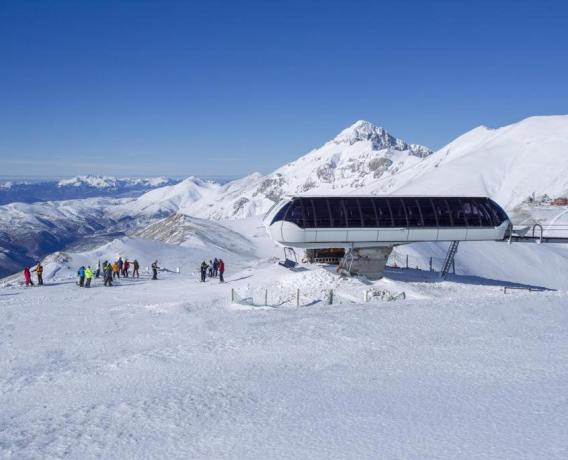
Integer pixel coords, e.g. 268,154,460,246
1,0,566,178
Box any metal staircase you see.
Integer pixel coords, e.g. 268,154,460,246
440,241,459,279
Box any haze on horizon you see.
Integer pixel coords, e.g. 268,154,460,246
1,0,567,179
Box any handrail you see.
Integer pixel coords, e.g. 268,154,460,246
532,223,543,243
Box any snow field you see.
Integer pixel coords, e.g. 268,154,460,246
1,262,568,459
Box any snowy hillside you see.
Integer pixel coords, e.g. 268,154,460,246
0,175,178,205
362,115,568,210
0,197,147,278
132,213,257,257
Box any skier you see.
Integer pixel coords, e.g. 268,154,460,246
208,260,213,278
117,257,123,278
200,261,208,282
85,266,94,288
104,262,113,287
123,259,130,277
32,261,44,285
219,259,225,283
112,261,119,279
132,259,140,278
23,266,34,287
213,258,219,277
77,266,86,287
151,260,159,280
95,260,101,278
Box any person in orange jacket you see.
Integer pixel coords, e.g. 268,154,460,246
32,261,44,285
112,261,120,279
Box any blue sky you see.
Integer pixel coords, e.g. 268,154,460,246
1,0,566,178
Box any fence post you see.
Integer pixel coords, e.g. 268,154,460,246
264,289,268,306
231,288,234,303
405,255,409,269
296,289,300,307
429,257,433,272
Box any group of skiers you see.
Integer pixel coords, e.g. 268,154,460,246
23,262,43,287
23,256,226,288
78,258,141,288
105,257,140,279
200,258,225,283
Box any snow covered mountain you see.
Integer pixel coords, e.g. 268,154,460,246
132,120,433,219
130,116,568,221
0,175,178,205
2,116,568,279
359,115,568,210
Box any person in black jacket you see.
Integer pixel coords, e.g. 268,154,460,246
132,259,140,278
200,261,208,282
152,260,159,280
103,261,113,287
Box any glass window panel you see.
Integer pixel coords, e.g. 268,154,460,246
477,200,496,226
416,198,438,226
327,197,347,227
302,198,317,228
345,198,362,227
462,199,481,227
481,199,499,226
374,198,393,227
485,199,508,226
432,198,453,226
404,198,423,227
286,200,305,228
271,201,292,225
388,198,408,227
475,199,493,226
358,198,378,227
446,198,467,226
312,198,332,228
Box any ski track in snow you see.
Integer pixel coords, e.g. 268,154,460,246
1,262,568,459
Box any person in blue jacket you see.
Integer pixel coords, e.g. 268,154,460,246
77,266,86,287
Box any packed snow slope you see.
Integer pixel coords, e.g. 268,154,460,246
2,252,568,458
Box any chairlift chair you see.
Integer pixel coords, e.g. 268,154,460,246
279,247,298,269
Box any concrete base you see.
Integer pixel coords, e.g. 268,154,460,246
338,246,393,280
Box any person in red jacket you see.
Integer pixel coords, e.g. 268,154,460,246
218,259,225,283
123,259,130,277
23,267,34,287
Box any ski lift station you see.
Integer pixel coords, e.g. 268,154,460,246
264,196,567,279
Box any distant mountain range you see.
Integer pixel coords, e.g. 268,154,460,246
0,176,178,205
1,116,568,278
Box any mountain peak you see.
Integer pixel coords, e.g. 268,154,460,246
332,120,432,157
334,120,381,143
